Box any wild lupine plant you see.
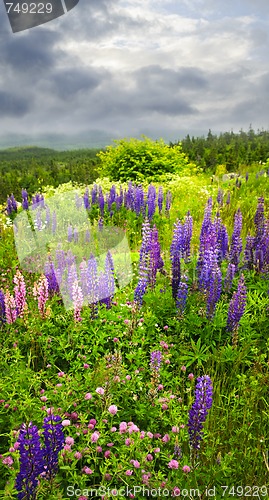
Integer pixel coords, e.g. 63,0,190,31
188,375,213,459
227,274,247,346
33,275,49,319
15,417,64,499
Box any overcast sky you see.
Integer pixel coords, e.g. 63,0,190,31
0,0,269,146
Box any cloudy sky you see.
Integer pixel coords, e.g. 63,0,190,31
0,0,269,147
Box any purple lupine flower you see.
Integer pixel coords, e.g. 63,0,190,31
150,350,162,371
188,375,213,450
176,274,188,315
13,270,27,318
83,188,90,209
170,220,184,299
11,194,18,212
243,234,255,270
42,415,64,480
67,225,73,242
22,189,29,210
165,190,172,214
15,422,44,500
44,260,60,297
134,185,144,216
199,249,222,319
116,187,124,210
217,188,223,206
254,219,269,273
226,191,231,205
226,274,247,332
6,196,13,215
98,217,103,231
134,279,147,307
33,275,49,318
147,184,156,220
228,209,243,273
158,187,163,214
108,185,117,211
0,289,6,323
125,182,135,211
217,222,229,262
197,198,214,278
245,172,249,182
134,219,152,306
91,184,98,205
85,228,90,243
4,290,18,324
224,263,236,292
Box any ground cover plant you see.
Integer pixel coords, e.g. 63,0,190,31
0,141,269,499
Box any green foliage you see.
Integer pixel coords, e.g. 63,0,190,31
97,136,193,181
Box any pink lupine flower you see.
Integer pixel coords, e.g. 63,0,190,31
168,459,179,469
108,405,118,415
72,279,84,322
4,290,17,324
33,275,49,318
13,270,27,317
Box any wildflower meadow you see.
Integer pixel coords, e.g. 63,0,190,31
0,140,269,500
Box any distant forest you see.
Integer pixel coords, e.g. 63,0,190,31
1,127,269,205
177,127,269,171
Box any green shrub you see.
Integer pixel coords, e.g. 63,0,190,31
97,135,195,181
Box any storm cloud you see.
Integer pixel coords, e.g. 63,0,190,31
0,0,268,146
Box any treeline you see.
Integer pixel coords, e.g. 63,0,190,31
173,127,269,172
0,147,100,204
